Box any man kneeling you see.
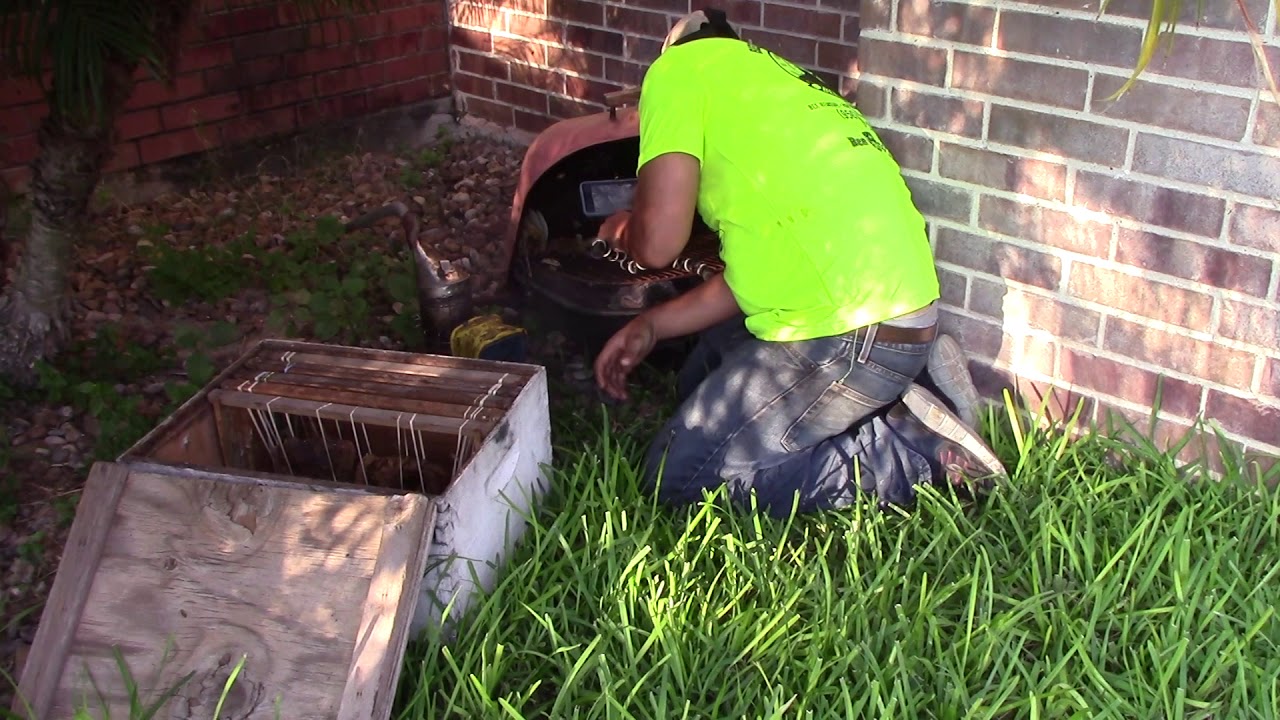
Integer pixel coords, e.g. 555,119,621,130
592,9,1006,516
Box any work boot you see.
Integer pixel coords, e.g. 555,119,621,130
925,333,982,430
901,384,1007,491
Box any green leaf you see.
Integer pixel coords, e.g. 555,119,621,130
342,275,367,294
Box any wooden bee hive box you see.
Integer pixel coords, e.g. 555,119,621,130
13,340,552,719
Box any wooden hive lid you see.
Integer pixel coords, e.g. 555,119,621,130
12,459,436,719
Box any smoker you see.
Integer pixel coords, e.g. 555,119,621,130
498,91,724,350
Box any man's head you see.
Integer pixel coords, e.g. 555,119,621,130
660,7,739,54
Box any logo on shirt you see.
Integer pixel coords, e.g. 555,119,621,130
746,42,842,100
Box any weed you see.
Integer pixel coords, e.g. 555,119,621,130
398,166,422,189
142,229,261,305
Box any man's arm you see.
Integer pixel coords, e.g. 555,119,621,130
645,272,740,340
623,151,701,269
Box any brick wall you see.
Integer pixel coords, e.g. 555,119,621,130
855,0,1280,464
0,0,451,192
447,0,861,133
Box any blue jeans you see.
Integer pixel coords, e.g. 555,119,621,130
643,314,940,517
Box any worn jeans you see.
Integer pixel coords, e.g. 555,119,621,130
642,313,941,517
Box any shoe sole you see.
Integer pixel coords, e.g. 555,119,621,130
903,384,1007,479
926,334,982,429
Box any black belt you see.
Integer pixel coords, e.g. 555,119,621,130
867,322,937,345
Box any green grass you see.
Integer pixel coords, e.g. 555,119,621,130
395,381,1280,719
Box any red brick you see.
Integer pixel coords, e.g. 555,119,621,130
741,28,820,65
464,96,516,126
605,59,647,86
423,25,448,50
904,176,972,222
126,73,206,110
1103,317,1256,388
979,195,1111,257
857,37,945,86
0,104,40,138
1,167,31,193
1219,300,1278,348
285,47,355,76
764,4,842,38
1228,202,1280,252
937,266,967,307
138,127,219,164
453,1,501,30
842,14,859,43
296,93,369,126
988,105,1129,166
547,0,604,25
505,0,548,14
1042,0,1270,34
510,62,560,91
1145,36,1273,90
232,27,307,61
860,0,890,30
566,24,624,56
104,142,141,174
817,41,858,75
380,53,448,85
178,42,234,73
987,286,1102,344
1073,171,1226,238
455,72,496,99
997,11,1141,70
891,88,982,138
856,82,886,120
496,36,550,65
457,51,510,81
1134,133,1280,198
898,0,993,45
514,109,555,133
161,93,241,130
243,77,315,112
1264,358,1280,400
367,76,450,111
450,26,493,52
1115,228,1272,297
938,144,1066,201
554,46,605,77
220,106,297,145
358,30,423,64
1060,349,1202,419
877,128,932,172
315,65,385,99
1,134,38,166
201,6,277,40
935,226,1063,290
507,12,566,42
1092,73,1252,142
606,6,669,38
116,109,163,140
310,17,357,46
726,0,765,26
565,74,620,101
0,77,45,106
206,56,288,94
549,94,601,119
1068,262,1214,329
1206,391,1280,446
953,53,1089,109
496,82,549,112
625,35,664,62
619,0,688,11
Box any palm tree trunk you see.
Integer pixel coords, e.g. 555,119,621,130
0,59,138,383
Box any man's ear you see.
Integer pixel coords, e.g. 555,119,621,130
630,151,701,268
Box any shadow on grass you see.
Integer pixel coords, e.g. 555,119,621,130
395,368,1280,719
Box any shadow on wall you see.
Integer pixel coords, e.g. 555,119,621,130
854,7,1279,476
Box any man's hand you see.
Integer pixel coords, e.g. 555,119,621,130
596,210,632,253
594,314,657,402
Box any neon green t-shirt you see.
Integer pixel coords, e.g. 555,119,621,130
637,38,940,342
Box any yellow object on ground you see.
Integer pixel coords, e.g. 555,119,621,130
450,314,529,363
